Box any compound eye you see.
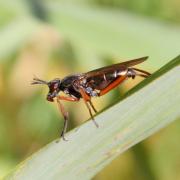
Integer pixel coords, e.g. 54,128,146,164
49,82,58,91
54,82,59,89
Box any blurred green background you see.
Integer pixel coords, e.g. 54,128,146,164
0,0,180,179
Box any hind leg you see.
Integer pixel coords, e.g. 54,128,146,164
127,68,151,79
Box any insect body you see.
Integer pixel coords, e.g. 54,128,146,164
32,56,151,140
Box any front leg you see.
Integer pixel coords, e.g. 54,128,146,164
57,96,80,102
56,96,79,140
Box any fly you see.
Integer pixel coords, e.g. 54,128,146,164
32,56,151,140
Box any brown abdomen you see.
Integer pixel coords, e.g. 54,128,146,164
86,69,128,90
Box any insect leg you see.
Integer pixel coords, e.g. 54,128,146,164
79,88,99,128
57,98,69,141
132,68,151,76
56,96,80,140
89,100,97,113
128,68,151,78
57,96,80,102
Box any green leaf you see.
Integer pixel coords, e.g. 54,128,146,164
4,55,180,180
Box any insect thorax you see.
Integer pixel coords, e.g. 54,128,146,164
60,74,82,98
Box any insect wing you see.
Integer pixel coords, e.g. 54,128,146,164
85,56,148,78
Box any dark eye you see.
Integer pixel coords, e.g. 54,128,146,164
48,79,60,91
54,83,59,89
50,83,58,91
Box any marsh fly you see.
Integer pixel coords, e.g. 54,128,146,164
32,56,151,140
